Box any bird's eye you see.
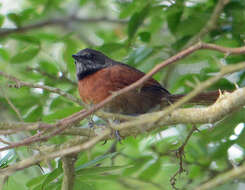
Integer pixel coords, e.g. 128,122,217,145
84,53,94,59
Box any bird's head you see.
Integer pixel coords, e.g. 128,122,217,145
72,48,110,80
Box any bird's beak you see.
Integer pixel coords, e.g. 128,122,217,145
72,54,79,60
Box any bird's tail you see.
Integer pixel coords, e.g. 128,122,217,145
166,90,224,105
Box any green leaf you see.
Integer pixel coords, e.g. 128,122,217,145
39,61,59,75
79,0,89,6
34,33,60,42
188,165,202,179
123,155,153,176
185,138,210,165
50,96,70,110
10,34,40,45
0,15,4,27
119,0,138,18
238,71,245,86
74,180,96,190
11,46,40,63
63,37,80,78
211,141,235,159
20,8,35,21
27,161,62,189
138,32,151,42
128,4,151,41
176,15,207,37
76,152,118,171
24,105,43,122
172,36,191,51
76,174,120,181
201,109,245,144
76,165,131,176
0,151,15,168
236,123,245,147
7,13,22,27
41,167,63,189
3,173,29,190
42,106,82,122
99,43,125,55
26,175,46,187
127,46,153,65
166,4,183,34
0,48,9,61
138,158,161,180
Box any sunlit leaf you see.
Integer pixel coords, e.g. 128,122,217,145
76,165,131,176
0,48,9,60
42,106,82,122
7,13,22,27
11,46,40,63
76,152,118,171
167,3,183,34
39,60,59,75
10,34,41,45
41,167,63,189
0,151,15,168
128,3,150,41
0,15,4,27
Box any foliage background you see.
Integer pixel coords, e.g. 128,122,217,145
0,0,245,189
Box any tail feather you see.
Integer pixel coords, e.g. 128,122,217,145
167,90,224,105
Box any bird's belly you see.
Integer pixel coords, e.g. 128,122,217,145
78,80,162,115
78,78,110,104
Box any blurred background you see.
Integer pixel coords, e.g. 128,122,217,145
0,0,245,189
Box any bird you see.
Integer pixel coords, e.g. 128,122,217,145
72,48,221,115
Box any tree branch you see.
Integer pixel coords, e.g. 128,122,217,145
0,16,127,37
61,154,78,190
0,87,23,121
0,86,244,176
26,67,77,86
195,163,245,190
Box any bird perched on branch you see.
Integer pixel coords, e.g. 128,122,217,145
72,48,220,115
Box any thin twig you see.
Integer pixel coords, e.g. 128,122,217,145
185,0,230,48
170,125,198,190
26,67,77,86
0,138,12,145
0,71,84,106
0,87,23,121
